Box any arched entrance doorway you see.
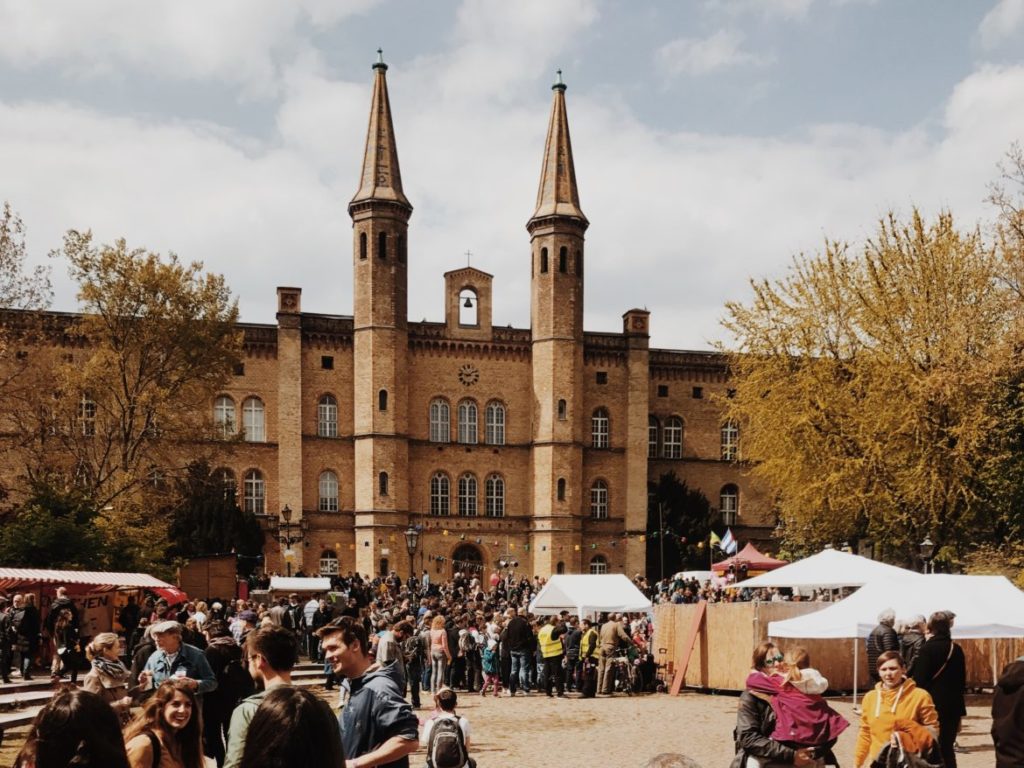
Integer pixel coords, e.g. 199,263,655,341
451,544,484,578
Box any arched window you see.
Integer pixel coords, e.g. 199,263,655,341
589,555,608,575
590,480,608,519
78,393,97,436
379,472,389,497
540,247,549,273
591,408,609,448
485,474,505,517
485,401,505,445
429,399,450,443
557,478,566,501
359,232,367,260
721,420,739,461
559,246,567,273
319,470,339,512
556,561,565,574
214,395,235,438
242,397,265,442
318,395,338,438
378,390,388,411
243,469,265,514
720,484,739,526
557,399,567,421
648,415,659,459
319,549,339,576
378,231,387,260
430,472,450,516
458,473,478,517
458,399,478,444
663,417,683,459
398,233,406,263
459,289,478,326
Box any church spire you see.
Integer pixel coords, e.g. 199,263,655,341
350,49,411,214
528,70,587,230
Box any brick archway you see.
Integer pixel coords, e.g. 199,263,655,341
451,543,484,578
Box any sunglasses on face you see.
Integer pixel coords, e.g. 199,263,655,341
767,653,785,664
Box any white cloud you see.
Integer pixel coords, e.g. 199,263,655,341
656,30,770,78
978,0,1024,50
0,0,382,93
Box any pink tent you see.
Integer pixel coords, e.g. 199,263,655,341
711,543,787,573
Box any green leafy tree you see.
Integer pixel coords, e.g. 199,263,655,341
646,472,716,578
165,461,263,575
0,476,107,569
721,210,1024,566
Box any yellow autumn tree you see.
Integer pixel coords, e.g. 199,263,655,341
721,210,1024,566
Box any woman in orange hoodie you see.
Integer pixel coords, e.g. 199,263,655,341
855,650,939,768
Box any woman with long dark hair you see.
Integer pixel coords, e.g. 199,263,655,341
13,688,130,768
239,687,345,768
123,678,204,768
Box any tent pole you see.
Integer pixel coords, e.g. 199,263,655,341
991,639,998,687
852,637,858,709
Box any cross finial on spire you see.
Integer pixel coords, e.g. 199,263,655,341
464,249,473,267
374,48,388,71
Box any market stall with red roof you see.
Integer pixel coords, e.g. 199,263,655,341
711,542,788,577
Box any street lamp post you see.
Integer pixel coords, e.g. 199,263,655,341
919,536,935,574
404,525,420,580
272,504,308,577
658,502,666,582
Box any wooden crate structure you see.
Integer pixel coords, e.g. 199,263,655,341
653,602,1024,692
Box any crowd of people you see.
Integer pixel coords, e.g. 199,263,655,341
3,570,656,768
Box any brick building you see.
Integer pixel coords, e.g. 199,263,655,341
2,57,774,579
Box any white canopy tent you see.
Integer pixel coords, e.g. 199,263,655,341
528,574,652,618
733,548,920,590
768,574,1024,640
268,576,332,593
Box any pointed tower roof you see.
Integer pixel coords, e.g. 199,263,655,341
528,70,587,230
350,50,412,213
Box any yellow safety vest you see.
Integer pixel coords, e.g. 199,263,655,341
581,628,599,659
538,624,563,658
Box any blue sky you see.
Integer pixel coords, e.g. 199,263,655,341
2,0,1024,349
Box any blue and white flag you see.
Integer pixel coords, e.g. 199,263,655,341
720,528,738,555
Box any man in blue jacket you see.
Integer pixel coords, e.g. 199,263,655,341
320,616,419,768
140,620,217,696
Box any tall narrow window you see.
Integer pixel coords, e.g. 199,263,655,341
318,395,338,438
721,420,739,461
589,555,608,574
217,468,237,498
379,472,389,497
242,397,265,442
430,472,450,516
214,395,235,438
243,469,265,515
458,473,478,516
557,399,567,421
378,231,387,260
591,408,609,448
378,390,388,411
319,471,339,512
485,401,505,445
458,399,478,444
319,549,339,576
398,233,406,263
663,417,683,459
429,399,450,443
557,478,566,501
559,246,567,273
576,250,582,276
648,415,659,458
78,393,97,436
459,290,478,326
359,232,367,260
540,247,549,273
486,474,505,517
720,484,739,525
590,480,608,519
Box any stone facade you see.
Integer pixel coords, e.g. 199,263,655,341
0,59,775,580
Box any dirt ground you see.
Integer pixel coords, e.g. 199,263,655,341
0,689,997,768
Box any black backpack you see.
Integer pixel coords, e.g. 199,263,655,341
427,716,468,768
221,658,255,702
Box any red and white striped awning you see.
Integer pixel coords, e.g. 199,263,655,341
0,568,178,594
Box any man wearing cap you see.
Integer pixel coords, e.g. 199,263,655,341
140,620,217,695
